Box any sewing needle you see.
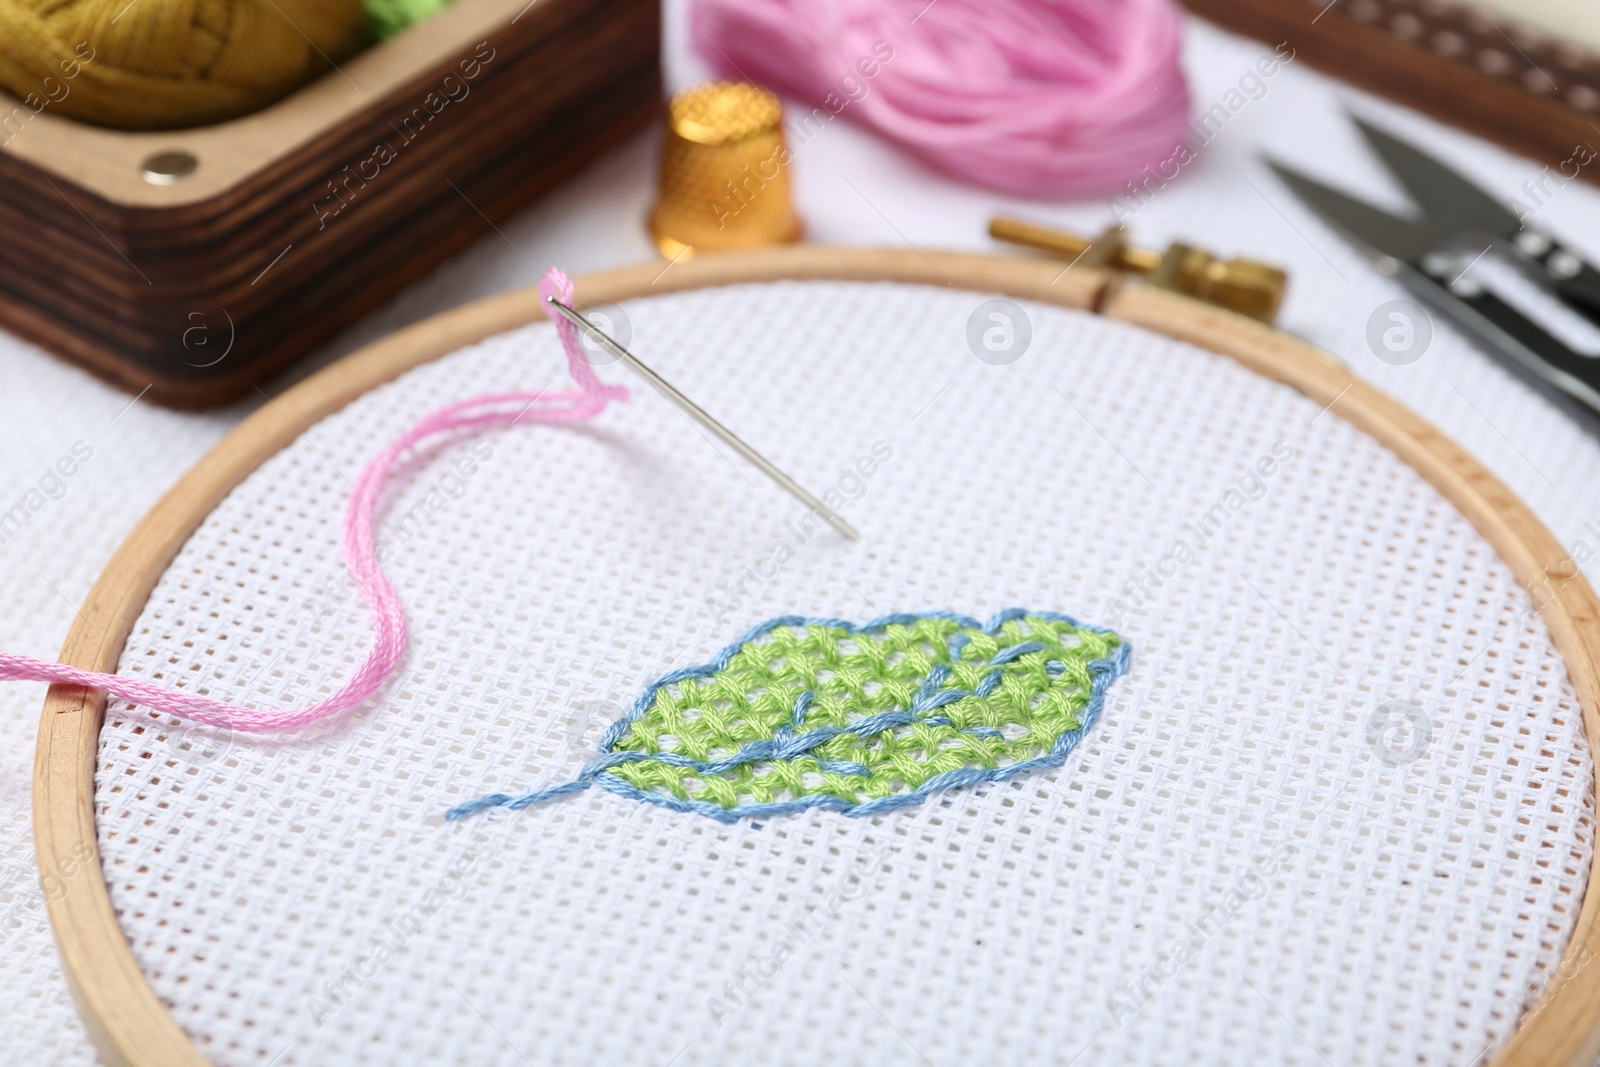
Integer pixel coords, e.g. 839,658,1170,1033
545,297,861,541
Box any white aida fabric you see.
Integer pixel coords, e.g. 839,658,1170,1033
0,346,235,1066
4,16,1600,1067
93,281,1593,1066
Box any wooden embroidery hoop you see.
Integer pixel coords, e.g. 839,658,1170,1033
30,247,1600,1066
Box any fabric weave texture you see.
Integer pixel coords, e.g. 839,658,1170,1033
92,282,1593,1066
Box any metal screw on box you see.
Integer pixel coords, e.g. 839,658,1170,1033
649,82,803,260
141,151,198,185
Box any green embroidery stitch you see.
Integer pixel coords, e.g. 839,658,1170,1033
447,609,1130,823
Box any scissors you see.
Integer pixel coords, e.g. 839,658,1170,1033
1266,115,1600,421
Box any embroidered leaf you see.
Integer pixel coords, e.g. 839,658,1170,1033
592,609,1129,821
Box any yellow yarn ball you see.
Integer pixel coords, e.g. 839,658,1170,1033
0,0,368,130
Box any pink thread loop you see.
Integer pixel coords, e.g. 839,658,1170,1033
0,268,626,732
688,0,1191,197
540,268,629,404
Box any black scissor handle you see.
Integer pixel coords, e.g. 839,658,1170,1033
1507,230,1600,327
1398,260,1600,425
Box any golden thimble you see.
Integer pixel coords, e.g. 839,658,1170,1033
649,81,802,259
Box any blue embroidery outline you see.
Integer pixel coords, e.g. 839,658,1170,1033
446,608,1131,824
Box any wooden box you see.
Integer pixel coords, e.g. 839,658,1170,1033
1183,0,1600,187
0,0,660,408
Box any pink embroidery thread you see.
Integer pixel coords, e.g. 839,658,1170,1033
687,0,1191,197
0,268,625,731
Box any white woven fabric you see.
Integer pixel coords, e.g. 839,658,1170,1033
93,281,1593,1066
10,13,1600,1066
0,351,234,1066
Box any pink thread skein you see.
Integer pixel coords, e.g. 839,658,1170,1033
689,0,1192,197
0,268,625,732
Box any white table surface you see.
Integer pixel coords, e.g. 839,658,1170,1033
6,7,1600,1063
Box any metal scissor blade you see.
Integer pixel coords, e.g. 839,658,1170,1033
1264,159,1438,264
1349,115,1522,241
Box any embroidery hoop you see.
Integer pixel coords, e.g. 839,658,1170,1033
30,247,1600,1067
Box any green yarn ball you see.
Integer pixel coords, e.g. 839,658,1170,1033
366,0,457,40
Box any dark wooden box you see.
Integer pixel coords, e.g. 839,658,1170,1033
0,0,660,408
1183,0,1600,187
